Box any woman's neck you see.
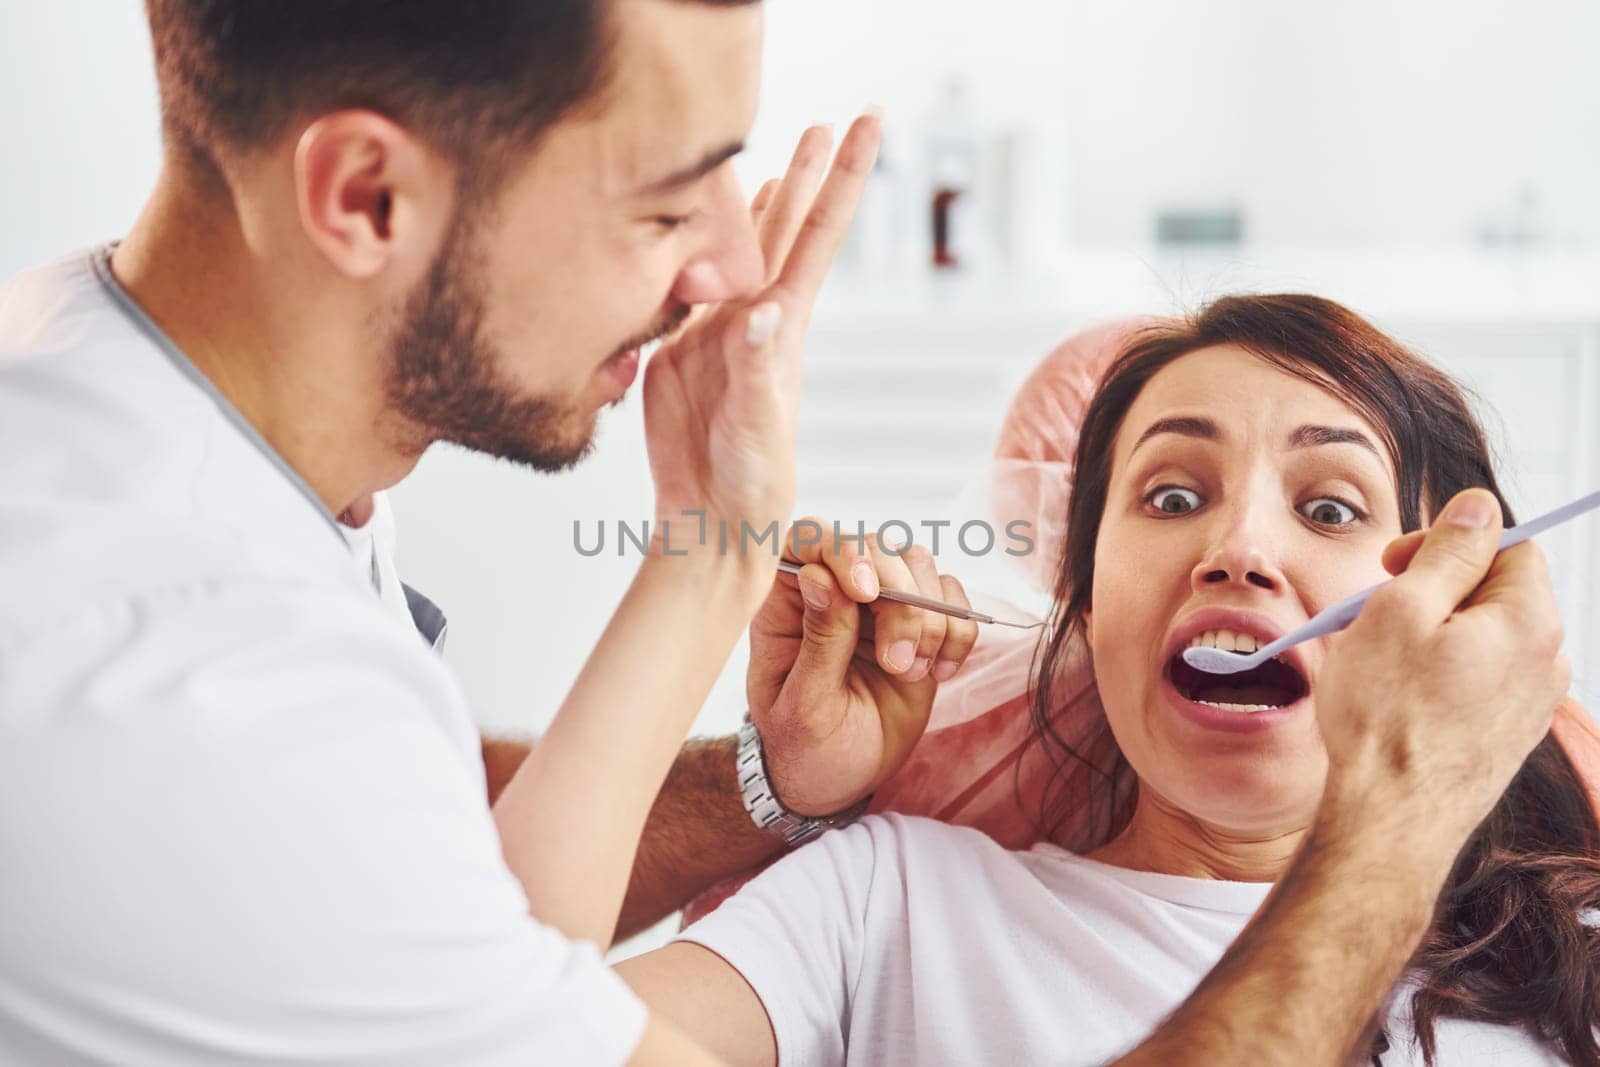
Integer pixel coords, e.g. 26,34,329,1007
1087,789,1309,883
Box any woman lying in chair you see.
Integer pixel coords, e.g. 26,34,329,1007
618,294,1600,1065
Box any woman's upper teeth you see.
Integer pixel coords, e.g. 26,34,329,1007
1184,628,1261,653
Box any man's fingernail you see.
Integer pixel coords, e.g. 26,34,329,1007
908,656,932,682
745,302,782,347
852,559,879,598
798,577,831,611
932,660,959,682
886,640,916,672
1445,491,1495,529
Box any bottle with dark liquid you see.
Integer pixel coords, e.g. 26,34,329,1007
925,78,977,271
932,188,961,268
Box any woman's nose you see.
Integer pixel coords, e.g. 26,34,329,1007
1189,514,1286,594
1193,559,1279,592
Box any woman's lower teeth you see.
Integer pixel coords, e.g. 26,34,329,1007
1196,699,1276,713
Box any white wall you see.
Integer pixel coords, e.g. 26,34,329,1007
0,3,161,277
1242,1,1600,247
8,0,1597,278
743,0,1600,248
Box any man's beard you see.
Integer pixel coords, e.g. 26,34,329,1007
384,218,688,473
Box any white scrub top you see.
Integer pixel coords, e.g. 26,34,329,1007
0,247,647,1065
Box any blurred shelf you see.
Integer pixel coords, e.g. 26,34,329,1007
800,407,998,431
816,244,1600,327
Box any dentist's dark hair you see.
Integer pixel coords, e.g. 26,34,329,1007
1029,293,1600,1065
144,0,759,191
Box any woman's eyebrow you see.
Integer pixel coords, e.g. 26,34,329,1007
1287,424,1381,457
1129,416,1218,457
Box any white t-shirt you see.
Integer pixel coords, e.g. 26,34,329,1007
0,247,647,1065
678,814,1567,1066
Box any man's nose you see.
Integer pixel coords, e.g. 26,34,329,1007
670,168,765,307
1189,505,1287,594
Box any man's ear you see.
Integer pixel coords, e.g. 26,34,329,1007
293,111,448,280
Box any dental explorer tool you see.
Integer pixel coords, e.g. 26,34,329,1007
775,559,1045,629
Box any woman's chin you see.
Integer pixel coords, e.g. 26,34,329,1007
1134,680,1328,833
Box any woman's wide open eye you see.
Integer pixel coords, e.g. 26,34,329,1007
1300,497,1360,527
1148,486,1202,515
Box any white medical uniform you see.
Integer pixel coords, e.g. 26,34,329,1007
0,247,646,1065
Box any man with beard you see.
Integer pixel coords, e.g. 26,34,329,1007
0,1,1573,1065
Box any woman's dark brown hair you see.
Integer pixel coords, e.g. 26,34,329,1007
1028,294,1600,1064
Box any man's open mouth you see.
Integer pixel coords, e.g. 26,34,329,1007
1167,629,1308,712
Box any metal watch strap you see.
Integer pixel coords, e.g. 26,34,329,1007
736,720,870,846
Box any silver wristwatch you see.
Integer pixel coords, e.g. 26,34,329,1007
736,720,871,846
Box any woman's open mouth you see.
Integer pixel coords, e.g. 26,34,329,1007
1166,629,1309,714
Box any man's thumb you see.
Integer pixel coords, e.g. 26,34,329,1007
1400,489,1504,621
788,564,860,700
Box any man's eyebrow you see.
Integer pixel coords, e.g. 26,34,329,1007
1288,424,1381,457
636,140,745,196
1130,416,1219,456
